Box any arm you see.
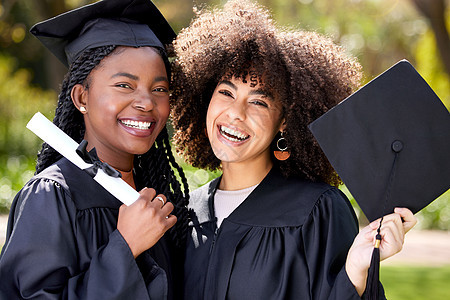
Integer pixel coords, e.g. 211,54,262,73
0,179,172,299
346,207,417,296
302,188,364,300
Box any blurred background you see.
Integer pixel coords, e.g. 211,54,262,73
0,0,449,298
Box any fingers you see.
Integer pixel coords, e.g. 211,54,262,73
152,195,167,208
138,187,157,199
365,208,417,262
138,188,174,219
118,189,177,258
151,194,175,219
164,213,177,228
394,207,417,233
369,212,404,243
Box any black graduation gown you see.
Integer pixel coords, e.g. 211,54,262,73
184,169,386,300
0,157,176,299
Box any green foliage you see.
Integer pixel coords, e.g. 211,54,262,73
0,155,35,212
414,24,450,109
416,189,450,231
342,185,450,230
0,55,55,157
174,154,221,191
381,266,450,299
0,54,55,211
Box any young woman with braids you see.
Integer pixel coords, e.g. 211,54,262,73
170,1,416,299
0,0,188,299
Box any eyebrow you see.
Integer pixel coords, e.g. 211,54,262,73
250,88,271,99
111,73,169,83
111,72,139,81
153,76,169,83
218,80,273,100
218,80,237,90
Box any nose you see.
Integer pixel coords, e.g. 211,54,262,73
226,99,246,121
132,91,154,112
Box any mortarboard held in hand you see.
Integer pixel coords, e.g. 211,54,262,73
308,60,450,299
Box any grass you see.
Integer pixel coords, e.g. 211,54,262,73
381,265,450,299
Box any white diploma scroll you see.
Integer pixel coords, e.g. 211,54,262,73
26,112,139,206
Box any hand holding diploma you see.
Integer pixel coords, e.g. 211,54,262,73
117,188,177,258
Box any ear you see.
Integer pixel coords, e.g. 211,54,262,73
71,84,88,113
278,118,287,132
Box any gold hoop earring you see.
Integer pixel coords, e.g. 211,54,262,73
274,131,290,161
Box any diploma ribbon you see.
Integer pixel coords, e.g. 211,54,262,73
76,140,122,179
27,112,139,206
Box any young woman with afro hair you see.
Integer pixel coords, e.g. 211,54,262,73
170,0,416,299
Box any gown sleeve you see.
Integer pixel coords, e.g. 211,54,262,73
0,178,163,299
301,188,385,300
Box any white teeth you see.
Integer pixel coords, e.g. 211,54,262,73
120,120,152,130
220,125,249,142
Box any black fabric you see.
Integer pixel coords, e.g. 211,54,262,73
308,60,450,222
184,169,385,300
0,158,177,299
30,0,175,67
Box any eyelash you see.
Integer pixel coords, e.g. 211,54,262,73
115,84,168,94
116,83,131,89
154,87,169,93
218,90,268,107
251,100,268,108
219,90,233,98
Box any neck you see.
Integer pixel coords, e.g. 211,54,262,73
85,142,134,172
219,155,273,191
99,152,134,172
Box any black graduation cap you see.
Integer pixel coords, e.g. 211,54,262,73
29,0,176,67
308,60,450,299
308,60,450,223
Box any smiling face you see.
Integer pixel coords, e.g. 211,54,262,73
71,46,170,170
206,75,285,168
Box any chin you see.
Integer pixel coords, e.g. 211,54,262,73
126,141,156,156
212,148,240,163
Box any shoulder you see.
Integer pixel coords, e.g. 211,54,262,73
188,177,220,225
229,170,353,227
8,159,77,228
189,177,220,206
278,176,355,222
20,158,120,211
16,159,73,203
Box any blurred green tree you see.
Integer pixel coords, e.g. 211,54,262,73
0,55,55,212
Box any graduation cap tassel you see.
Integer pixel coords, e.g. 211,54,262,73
365,218,383,300
366,145,400,299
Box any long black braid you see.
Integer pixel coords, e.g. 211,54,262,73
134,127,190,249
35,45,190,250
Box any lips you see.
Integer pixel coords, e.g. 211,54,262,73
119,118,156,137
218,125,250,142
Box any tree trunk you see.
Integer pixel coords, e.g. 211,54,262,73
411,0,450,76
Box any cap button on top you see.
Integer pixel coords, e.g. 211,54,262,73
392,140,403,153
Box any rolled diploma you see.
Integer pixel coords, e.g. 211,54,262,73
26,112,139,206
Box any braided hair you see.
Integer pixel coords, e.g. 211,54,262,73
35,45,190,249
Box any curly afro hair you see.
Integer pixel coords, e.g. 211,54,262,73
170,0,362,187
